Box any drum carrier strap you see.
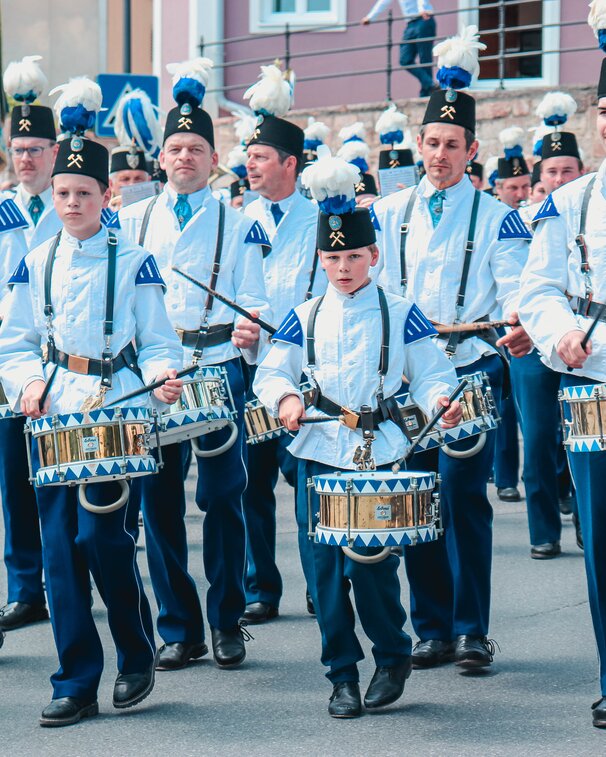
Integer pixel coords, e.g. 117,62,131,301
138,194,160,247
399,188,418,292
573,176,597,317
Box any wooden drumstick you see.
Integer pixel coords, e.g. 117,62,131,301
566,303,605,372
38,365,58,412
432,320,519,334
298,415,341,425
104,364,199,407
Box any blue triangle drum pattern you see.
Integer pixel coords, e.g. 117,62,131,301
313,471,436,496
36,455,157,487
32,406,150,434
561,384,604,400
315,524,438,547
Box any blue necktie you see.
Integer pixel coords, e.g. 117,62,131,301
428,189,446,228
270,202,284,227
28,195,44,227
174,194,193,230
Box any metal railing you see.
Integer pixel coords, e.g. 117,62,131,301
201,0,595,107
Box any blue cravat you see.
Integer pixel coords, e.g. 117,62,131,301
270,202,284,227
28,195,44,227
428,189,446,228
174,194,193,230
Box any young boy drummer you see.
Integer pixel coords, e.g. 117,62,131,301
253,149,462,718
0,78,184,727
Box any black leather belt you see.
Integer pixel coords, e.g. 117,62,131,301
177,323,232,349
46,342,140,377
309,390,398,430
576,297,606,321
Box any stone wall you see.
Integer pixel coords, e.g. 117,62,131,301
213,85,601,180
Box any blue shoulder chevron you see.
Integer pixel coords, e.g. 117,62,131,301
245,220,271,248
0,198,29,234
101,207,121,229
272,309,303,347
532,194,559,223
498,209,532,241
369,204,381,231
404,303,437,345
136,255,165,288
8,256,29,285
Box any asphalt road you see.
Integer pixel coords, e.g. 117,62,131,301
0,471,604,756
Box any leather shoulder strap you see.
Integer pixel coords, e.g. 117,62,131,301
138,194,160,247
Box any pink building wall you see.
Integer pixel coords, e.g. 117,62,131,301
559,2,599,86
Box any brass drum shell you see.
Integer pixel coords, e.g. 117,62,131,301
567,398,606,438
319,490,434,531
37,423,148,468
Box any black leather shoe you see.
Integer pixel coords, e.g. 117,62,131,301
497,487,521,502
412,639,455,669
455,635,497,670
364,661,412,709
530,542,561,560
156,642,208,671
592,697,606,728
40,697,98,727
211,624,252,669
559,496,573,516
0,602,49,631
306,590,316,616
240,602,279,625
328,681,362,718
572,514,584,550
0,630,4,650
113,661,155,709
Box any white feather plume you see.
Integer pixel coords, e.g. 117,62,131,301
433,25,486,81
50,77,103,120
231,111,257,144
485,155,499,176
304,116,330,143
589,0,606,35
393,128,416,150
3,55,47,102
114,89,163,156
338,121,366,143
375,103,408,136
535,91,577,123
337,140,370,163
300,145,360,204
166,57,214,88
243,64,292,118
227,144,248,170
499,126,525,150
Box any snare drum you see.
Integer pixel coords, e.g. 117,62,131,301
0,382,14,420
560,383,606,452
245,383,314,445
311,470,440,563
396,371,500,458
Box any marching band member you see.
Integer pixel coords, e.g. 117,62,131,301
120,58,271,671
371,26,532,671
0,55,61,633
0,77,183,727
242,64,325,624
254,148,461,718
518,6,606,722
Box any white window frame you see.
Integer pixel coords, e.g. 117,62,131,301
458,0,560,90
249,0,347,33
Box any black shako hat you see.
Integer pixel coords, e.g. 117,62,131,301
230,177,250,198
110,146,148,174
422,89,476,133
378,148,414,170
540,131,580,161
247,114,304,161
466,160,483,180
52,136,109,186
531,161,542,187
599,58,606,100
317,207,376,252
163,105,215,148
354,172,378,197
10,104,56,140
497,155,530,179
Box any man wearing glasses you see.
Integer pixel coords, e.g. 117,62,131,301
0,96,61,633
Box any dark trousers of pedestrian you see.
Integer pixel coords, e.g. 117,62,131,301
0,416,44,605
493,392,519,490
399,16,436,96
296,459,411,683
244,433,298,608
141,358,247,642
560,373,606,696
404,354,503,641
511,349,563,545
34,461,155,701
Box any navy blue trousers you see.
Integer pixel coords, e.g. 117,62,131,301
244,433,297,607
297,460,411,684
0,416,44,604
141,358,247,642
511,350,563,545
493,392,519,490
34,460,155,701
404,354,503,640
560,373,606,695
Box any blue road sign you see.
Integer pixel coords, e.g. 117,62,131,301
95,73,159,138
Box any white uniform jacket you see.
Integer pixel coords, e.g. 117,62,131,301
519,163,606,381
0,227,183,414
119,185,271,367
253,281,458,469
371,174,531,368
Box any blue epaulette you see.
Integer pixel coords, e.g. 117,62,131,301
245,220,271,249
404,303,437,345
8,256,29,285
101,207,121,229
369,205,381,231
0,198,29,234
272,308,303,347
498,209,532,241
136,255,165,288
532,194,559,223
